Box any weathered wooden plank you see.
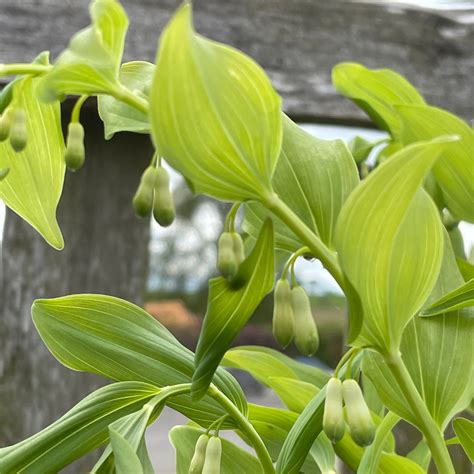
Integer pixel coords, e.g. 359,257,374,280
0,0,473,122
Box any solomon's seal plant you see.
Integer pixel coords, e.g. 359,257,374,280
0,1,473,473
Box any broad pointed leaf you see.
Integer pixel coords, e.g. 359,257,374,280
244,115,359,251
37,0,128,101
335,138,451,351
267,377,319,413
364,231,474,428
407,440,431,470
457,258,474,282
98,61,154,139
453,418,474,462
92,385,187,472
169,425,263,474
0,76,65,249
396,104,474,223
250,404,411,474
109,429,144,474
420,278,474,316
246,405,328,473
192,220,274,399
223,345,329,387
358,412,400,474
32,294,247,428
0,382,159,473
332,62,425,134
276,388,326,474
150,3,281,201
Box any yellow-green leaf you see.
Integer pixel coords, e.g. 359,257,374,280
396,104,474,223
244,115,359,251
98,61,154,139
332,62,425,135
335,138,452,351
223,345,329,388
170,425,263,474
37,0,128,101
0,77,64,249
150,3,281,201
192,220,275,400
0,382,159,473
364,231,474,428
453,418,474,462
32,294,247,428
420,278,474,316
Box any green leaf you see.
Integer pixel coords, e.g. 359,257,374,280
92,386,186,472
250,403,411,474
420,278,474,316
109,429,144,474
332,62,425,134
453,418,474,462
223,345,329,388
98,61,154,139
192,220,275,399
457,257,474,282
396,104,474,223
276,387,326,474
348,135,385,164
247,404,330,473
407,440,431,471
364,231,474,428
334,432,425,474
32,294,247,428
358,412,400,474
309,433,336,474
0,76,65,249
150,3,281,201
0,382,159,473
37,0,128,101
169,425,263,474
362,372,384,417
335,138,451,351
244,115,359,251
267,377,319,412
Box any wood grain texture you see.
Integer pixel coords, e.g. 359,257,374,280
0,103,152,470
0,0,473,121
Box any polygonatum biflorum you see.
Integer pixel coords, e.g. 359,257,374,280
0,1,472,473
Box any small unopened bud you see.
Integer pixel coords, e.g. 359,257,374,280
217,232,238,278
153,167,175,226
231,232,245,264
202,436,222,474
65,122,85,171
272,279,294,348
189,433,209,474
133,166,159,217
323,378,345,442
291,286,319,356
0,167,10,181
9,108,27,152
0,108,13,142
342,379,375,447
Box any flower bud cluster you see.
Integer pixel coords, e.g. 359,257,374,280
0,107,28,152
272,279,319,356
323,377,375,446
189,433,222,474
217,231,246,279
133,164,176,227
